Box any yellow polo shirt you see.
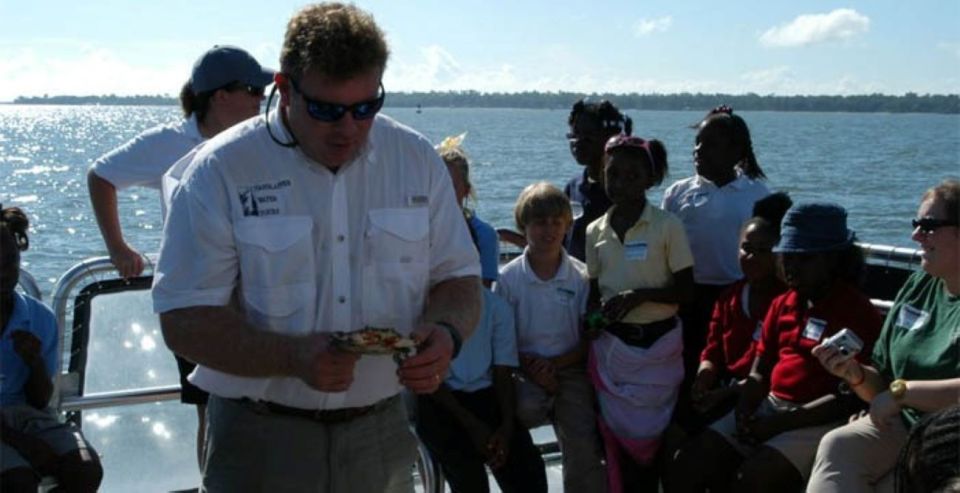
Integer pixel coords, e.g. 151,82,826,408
585,205,694,324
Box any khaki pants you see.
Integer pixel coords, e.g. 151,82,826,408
806,415,908,493
516,366,608,493
201,394,417,493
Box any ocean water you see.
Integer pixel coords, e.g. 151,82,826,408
0,105,957,490
1,104,958,292
2,105,958,294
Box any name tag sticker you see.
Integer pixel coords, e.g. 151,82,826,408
897,305,929,331
752,321,763,341
802,318,827,341
625,241,648,261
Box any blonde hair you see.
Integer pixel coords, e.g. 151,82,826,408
281,3,389,80
436,132,476,204
513,182,572,233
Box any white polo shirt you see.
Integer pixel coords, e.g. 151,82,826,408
494,249,588,358
152,110,480,410
90,115,203,191
661,173,770,285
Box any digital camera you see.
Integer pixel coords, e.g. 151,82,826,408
822,328,864,361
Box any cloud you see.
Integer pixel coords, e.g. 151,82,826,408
760,8,869,48
937,41,960,60
740,65,888,95
634,16,673,36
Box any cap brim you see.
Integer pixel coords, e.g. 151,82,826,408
246,68,276,88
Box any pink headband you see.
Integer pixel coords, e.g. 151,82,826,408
604,134,656,170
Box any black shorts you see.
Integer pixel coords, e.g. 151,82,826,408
175,354,210,406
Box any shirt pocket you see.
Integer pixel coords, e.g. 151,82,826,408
234,215,316,332
362,208,430,328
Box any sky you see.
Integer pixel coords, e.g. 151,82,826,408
1,0,958,102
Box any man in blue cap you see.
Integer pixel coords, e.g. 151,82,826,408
87,44,274,470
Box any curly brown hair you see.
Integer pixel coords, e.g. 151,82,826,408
281,3,390,80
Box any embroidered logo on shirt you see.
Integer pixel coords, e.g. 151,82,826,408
238,179,291,217
407,195,429,207
896,305,930,331
802,317,828,341
624,241,648,261
555,287,576,304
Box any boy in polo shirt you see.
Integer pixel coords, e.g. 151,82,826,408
494,182,607,493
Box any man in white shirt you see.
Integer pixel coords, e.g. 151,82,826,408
153,4,482,491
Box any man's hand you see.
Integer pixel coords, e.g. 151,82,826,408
485,425,512,470
11,330,43,367
295,333,360,392
108,242,145,279
398,323,454,394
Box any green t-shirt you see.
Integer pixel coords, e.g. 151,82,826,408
872,270,960,427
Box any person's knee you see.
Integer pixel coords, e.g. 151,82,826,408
1,467,40,493
55,450,104,493
734,450,803,493
816,425,858,463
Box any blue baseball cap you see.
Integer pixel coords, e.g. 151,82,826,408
773,202,856,254
190,45,275,93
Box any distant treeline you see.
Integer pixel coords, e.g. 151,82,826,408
13,91,960,114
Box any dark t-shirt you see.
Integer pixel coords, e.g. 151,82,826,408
564,169,611,262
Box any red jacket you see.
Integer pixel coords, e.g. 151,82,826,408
758,282,883,403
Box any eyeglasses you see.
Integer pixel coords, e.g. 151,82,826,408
912,217,958,234
224,83,265,98
288,77,385,122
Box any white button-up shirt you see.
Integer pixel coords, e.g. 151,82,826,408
90,115,203,191
153,110,480,409
661,173,770,285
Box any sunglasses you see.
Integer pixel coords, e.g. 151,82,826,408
288,77,385,122
912,217,958,234
224,83,265,98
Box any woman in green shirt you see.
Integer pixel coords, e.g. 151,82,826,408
807,179,960,493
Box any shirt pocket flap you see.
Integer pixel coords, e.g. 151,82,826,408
234,215,313,252
368,208,428,242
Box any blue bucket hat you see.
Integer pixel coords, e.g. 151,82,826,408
190,45,275,93
773,202,856,254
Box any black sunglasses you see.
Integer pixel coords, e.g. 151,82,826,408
223,83,265,98
288,77,385,122
912,217,958,234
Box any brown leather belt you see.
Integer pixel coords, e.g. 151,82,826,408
604,317,677,348
233,395,395,424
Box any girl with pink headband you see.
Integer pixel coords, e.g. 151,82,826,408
584,134,695,492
